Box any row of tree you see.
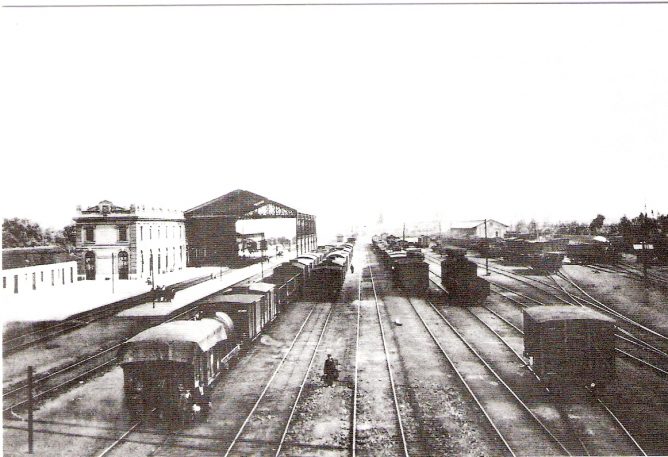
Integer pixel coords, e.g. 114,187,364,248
512,212,668,244
2,218,77,249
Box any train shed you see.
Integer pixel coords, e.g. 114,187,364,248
184,189,316,267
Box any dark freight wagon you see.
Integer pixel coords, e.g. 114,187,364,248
392,258,429,295
523,306,615,389
201,293,267,341
307,257,348,300
440,250,489,304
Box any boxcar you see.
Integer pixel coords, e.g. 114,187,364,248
440,253,489,304
523,306,615,389
247,282,278,320
526,252,564,272
119,315,236,422
392,258,429,295
201,293,267,341
307,257,348,300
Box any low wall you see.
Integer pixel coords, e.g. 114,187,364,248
1,261,78,296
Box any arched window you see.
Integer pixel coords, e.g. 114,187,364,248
84,251,96,280
118,251,129,280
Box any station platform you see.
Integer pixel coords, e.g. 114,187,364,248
1,267,223,322
117,256,287,317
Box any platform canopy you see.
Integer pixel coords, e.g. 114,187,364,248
185,189,301,219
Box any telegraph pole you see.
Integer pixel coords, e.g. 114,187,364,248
27,366,34,454
151,252,156,308
111,253,115,294
484,219,490,276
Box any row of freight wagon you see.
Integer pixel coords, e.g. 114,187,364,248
374,235,615,390
117,242,355,423
435,237,622,272
371,237,490,304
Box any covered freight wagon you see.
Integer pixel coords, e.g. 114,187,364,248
523,306,615,389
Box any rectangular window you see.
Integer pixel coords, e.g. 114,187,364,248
85,226,95,242
41,271,44,282
3,276,6,288
140,226,143,241
118,226,128,242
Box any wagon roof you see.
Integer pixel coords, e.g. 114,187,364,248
126,318,228,352
207,293,265,304
524,306,615,323
292,258,314,265
247,282,275,292
319,258,346,267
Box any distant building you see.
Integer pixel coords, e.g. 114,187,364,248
73,200,186,281
449,220,508,239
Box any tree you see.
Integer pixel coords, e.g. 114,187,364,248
54,224,77,249
527,219,538,238
619,216,634,245
2,218,45,248
514,220,527,233
589,214,605,235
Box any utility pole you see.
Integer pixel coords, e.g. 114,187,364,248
27,366,33,454
111,253,115,294
642,240,648,282
151,252,156,309
402,223,406,241
484,219,490,276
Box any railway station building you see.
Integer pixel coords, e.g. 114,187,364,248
73,200,186,281
184,189,317,267
449,220,509,239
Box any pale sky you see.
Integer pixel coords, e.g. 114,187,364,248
1,2,666,239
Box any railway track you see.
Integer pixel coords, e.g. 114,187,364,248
3,270,275,418
400,292,569,456
222,302,335,456
466,306,648,456
422,263,650,455
92,412,177,457
3,273,218,355
351,254,409,456
426,251,668,377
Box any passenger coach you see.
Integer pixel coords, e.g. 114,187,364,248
119,315,237,422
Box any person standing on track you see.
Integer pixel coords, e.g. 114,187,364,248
324,354,336,387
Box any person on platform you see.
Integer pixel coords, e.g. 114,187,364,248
350,264,355,274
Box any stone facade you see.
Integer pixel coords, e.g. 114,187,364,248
74,200,186,281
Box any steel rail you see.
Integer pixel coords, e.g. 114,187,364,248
223,304,319,457
557,271,668,343
352,263,362,457
402,296,516,457
469,307,648,456
95,421,143,457
366,255,410,457
430,254,668,370
428,301,572,455
4,357,118,414
274,304,335,456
